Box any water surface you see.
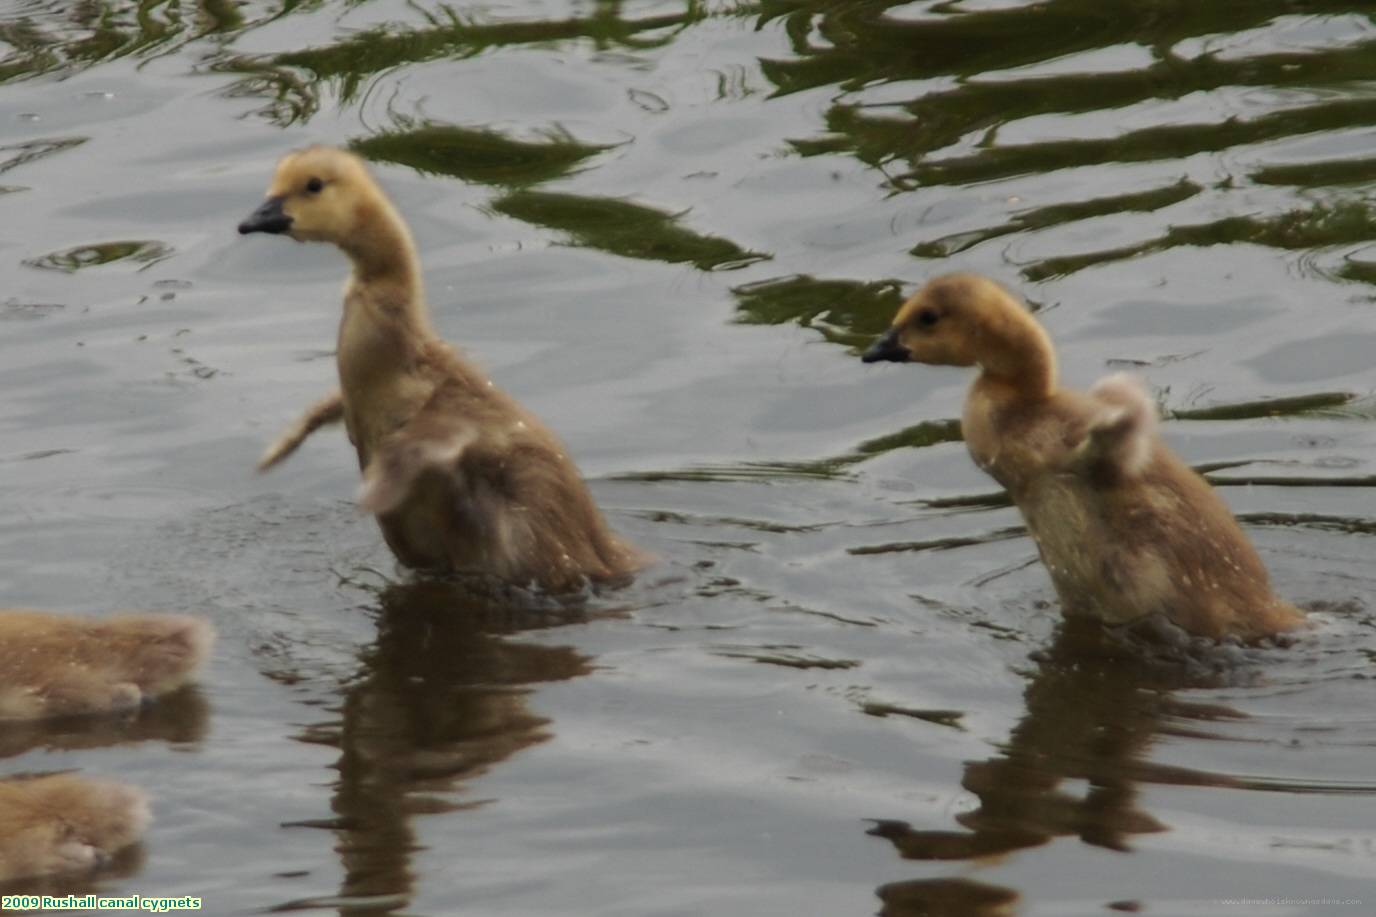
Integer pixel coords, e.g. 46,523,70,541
2,1,1376,914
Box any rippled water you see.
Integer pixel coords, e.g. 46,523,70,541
3,1,1376,914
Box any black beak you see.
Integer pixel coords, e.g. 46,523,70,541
862,327,910,363
238,195,291,235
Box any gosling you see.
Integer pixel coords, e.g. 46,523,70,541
863,273,1304,641
0,610,213,720
0,773,150,880
238,146,645,593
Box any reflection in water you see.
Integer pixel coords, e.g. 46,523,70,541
25,240,175,273
0,690,205,895
351,122,614,188
5,0,1376,910
220,2,713,124
0,138,86,177
0,0,242,83
876,876,1018,917
279,581,593,914
1021,199,1376,281
643,380,1365,486
0,687,209,762
773,1,1376,170
765,0,1376,297
491,190,770,271
912,179,1203,260
733,274,905,347
0,843,145,899
869,621,1252,913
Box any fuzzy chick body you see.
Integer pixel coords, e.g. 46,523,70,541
240,147,645,593
0,610,213,720
0,773,150,880
863,273,1304,641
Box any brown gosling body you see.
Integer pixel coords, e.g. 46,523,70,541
0,610,213,720
862,273,1304,642
238,146,646,593
0,773,150,880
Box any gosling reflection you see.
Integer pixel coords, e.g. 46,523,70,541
876,876,1018,917
296,581,594,912
871,619,1246,916
0,686,209,762
0,677,206,890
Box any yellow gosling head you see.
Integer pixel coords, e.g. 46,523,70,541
863,272,1056,394
864,273,1021,366
238,145,381,245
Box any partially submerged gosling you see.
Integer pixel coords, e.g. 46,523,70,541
863,273,1304,641
0,610,213,720
0,773,149,880
238,146,644,593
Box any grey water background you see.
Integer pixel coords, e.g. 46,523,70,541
3,1,1376,914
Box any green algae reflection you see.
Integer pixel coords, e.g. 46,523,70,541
25,240,173,272
614,418,963,484
732,274,905,347
0,0,242,85
0,138,86,177
912,180,1201,259
769,0,1376,186
248,4,711,116
1170,391,1362,422
1022,200,1376,281
351,123,615,188
491,190,768,271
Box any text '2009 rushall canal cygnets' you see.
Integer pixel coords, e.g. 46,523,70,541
1,896,202,911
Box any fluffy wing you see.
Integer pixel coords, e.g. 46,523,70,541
1071,373,1158,478
357,417,477,515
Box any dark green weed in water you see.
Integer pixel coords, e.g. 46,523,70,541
847,526,1027,557
911,180,1201,258
351,123,613,188
1239,512,1376,536
860,702,965,730
235,6,710,117
899,98,1376,189
1170,392,1356,422
628,387,1362,486
615,418,963,482
0,0,244,83
1023,201,1376,281
0,138,86,177
775,0,1376,183
732,274,906,345
25,240,173,272
761,0,1365,95
712,645,861,670
853,419,963,455
1336,258,1376,286
1252,157,1376,188
491,190,769,271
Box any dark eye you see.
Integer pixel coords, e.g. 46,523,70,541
916,308,939,327
305,177,324,193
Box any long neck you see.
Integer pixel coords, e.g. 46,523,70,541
335,193,439,454
339,195,433,340
975,309,1057,399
